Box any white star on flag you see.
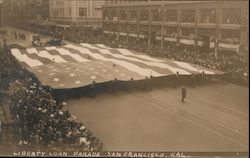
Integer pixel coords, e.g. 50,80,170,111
70,73,75,77
75,80,81,84
53,78,60,82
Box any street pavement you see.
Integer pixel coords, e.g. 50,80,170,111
65,80,248,151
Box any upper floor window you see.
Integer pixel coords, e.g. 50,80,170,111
120,10,127,20
139,10,149,21
223,8,241,24
181,9,195,23
165,27,177,37
221,29,240,44
166,9,177,22
79,8,87,17
111,10,117,21
130,10,137,20
181,28,195,38
103,11,110,20
200,8,216,23
152,9,160,21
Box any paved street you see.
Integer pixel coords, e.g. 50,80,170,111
66,81,248,151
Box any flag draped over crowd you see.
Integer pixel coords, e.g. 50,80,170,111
10,43,223,89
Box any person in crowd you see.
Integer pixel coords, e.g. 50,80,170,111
111,78,118,95
175,71,179,88
149,75,153,91
191,73,195,88
0,48,104,151
91,80,96,98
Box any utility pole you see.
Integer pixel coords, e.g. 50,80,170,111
0,0,2,29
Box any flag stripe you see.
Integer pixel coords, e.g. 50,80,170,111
83,43,215,75
11,48,44,67
82,43,164,62
26,48,67,63
19,48,52,64
79,44,191,75
78,45,173,75
45,47,90,62
65,44,164,77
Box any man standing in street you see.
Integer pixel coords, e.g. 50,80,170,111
181,86,187,103
91,80,96,98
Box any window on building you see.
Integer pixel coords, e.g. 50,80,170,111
181,9,195,23
166,9,177,22
103,10,110,20
166,27,177,37
79,8,87,17
152,9,160,21
222,8,241,24
120,25,127,32
111,10,117,21
200,8,216,23
139,10,149,21
181,28,195,38
68,7,71,17
61,8,64,17
120,10,127,20
198,28,216,41
52,8,57,17
130,10,137,20
128,25,137,33
221,30,240,44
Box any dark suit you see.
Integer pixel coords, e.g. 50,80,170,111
181,87,187,103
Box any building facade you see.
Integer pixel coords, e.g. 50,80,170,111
102,1,249,54
1,0,50,27
49,0,104,28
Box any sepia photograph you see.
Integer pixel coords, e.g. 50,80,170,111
0,0,249,157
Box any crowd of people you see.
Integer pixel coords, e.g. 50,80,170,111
0,47,104,151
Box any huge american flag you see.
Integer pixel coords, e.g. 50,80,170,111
10,43,223,89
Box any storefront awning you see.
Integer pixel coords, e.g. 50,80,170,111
119,32,127,36
129,33,137,37
219,43,240,52
180,39,195,45
164,37,176,42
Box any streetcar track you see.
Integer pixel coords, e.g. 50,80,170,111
138,90,248,137
133,92,248,148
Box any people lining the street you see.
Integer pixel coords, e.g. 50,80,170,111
0,47,104,151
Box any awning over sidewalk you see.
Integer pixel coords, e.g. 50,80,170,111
180,39,195,45
219,43,240,52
